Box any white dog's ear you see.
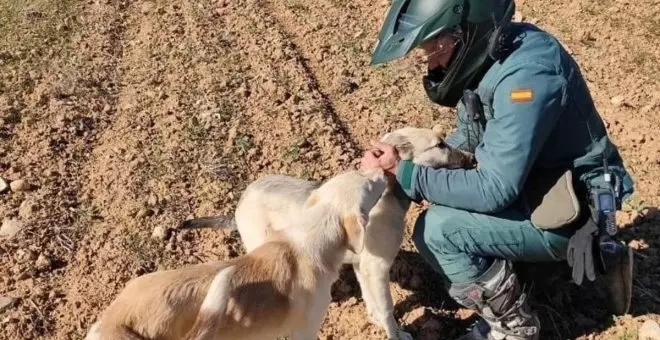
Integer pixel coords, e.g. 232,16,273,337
432,124,446,139
381,133,413,160
342,214,366,253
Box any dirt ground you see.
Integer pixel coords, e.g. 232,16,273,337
1,0,659,339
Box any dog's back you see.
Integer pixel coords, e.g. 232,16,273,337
235,175,320,251
188,240,315,339
91,262,229,340
88,240,315,340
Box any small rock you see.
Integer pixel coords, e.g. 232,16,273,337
140,1,156,14
304,150,320,160
345,296,359,307
9,179,30,192
642,104,655,114
151,226,168,240
15,249,37,262
147,194,158,207
639,320,660,340
611,96,625,107
0,297,17,313
0,178,9,193
18,200,37,219
0,219,23,238
137,208,154,218
629,239,646,250
262,80,278,96
35,254,51,271
235,86,249,97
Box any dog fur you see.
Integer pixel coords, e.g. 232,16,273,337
180,126,475,340
84,169,389,340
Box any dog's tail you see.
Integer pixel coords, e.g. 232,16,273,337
178,215,236,230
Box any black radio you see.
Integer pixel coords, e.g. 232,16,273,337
590,170,625,273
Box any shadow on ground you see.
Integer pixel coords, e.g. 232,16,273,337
331,207,660,339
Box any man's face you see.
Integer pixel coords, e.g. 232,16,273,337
419,31,460,71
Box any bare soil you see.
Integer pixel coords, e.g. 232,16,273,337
1,0,658,339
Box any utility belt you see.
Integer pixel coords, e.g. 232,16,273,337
520,167,618,234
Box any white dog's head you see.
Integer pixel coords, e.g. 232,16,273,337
380,126,475,169
303,169,388,254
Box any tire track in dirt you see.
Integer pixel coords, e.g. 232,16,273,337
48,1,247,337
44,0,389,337
221,0,366,175
264,0,457,149
1,1,130,338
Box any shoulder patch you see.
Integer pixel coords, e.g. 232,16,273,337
510,88,534,102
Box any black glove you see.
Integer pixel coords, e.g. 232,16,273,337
566,218,599,285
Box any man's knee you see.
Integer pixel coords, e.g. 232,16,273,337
412,205,463,254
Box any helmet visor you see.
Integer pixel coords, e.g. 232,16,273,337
419,27,464,71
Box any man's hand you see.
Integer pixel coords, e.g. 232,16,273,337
360,141,400,181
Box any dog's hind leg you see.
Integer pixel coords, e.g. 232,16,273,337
184,266,237,340
290,282,332,340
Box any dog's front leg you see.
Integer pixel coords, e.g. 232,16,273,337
352,262,379,325
362,261,413,340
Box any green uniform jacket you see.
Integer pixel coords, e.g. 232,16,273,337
396,23,634,214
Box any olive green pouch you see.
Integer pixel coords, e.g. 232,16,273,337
521,169,581,230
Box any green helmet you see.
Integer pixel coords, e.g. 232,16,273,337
371,0,515,107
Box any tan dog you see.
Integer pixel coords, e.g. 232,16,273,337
180,126,475,340
84,169,389,340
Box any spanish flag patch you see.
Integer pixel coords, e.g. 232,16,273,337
510,88,534,102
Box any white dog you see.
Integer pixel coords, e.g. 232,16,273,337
180,127,475,340
84,169,389,340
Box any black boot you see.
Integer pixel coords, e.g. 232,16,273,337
449,259,540,340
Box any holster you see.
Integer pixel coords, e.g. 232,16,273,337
520,169,582,230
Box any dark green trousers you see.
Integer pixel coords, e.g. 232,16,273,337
412,203,576,284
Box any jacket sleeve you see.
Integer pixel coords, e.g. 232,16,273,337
396,62,568,213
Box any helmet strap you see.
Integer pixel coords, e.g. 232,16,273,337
486,0,516,60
